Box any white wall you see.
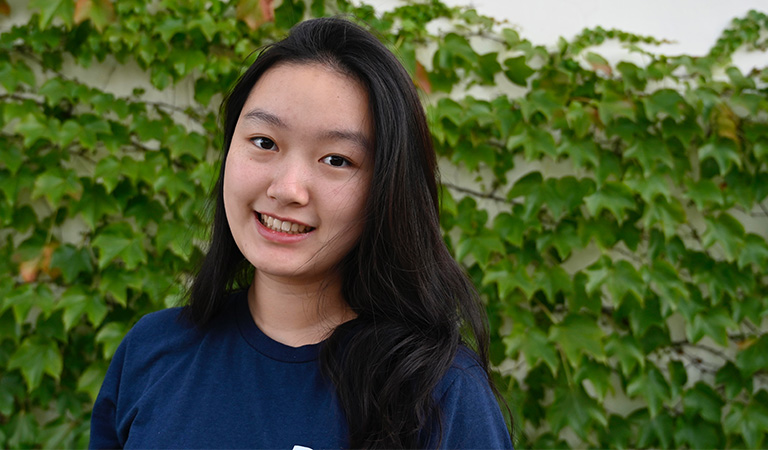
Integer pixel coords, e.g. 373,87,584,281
370,0,767,70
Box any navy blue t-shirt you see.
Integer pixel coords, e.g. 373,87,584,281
90,291,512,449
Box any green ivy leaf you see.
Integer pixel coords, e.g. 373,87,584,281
537,221,580,260
455,232,504,267
74,182,120,230
56,286,108,330
452,141,496,171
738,234,768,270
542,176,593,221
667,360,687,399
91,222,147,270
38,77,71,106
725,66,756,90
605,334,645,376
648,259,689,313
484,261,536,300
724,395,768,449
8,336,62,391
503,55,534,86
504,327,559,376
624,137,675,176
154,168,196,203
716,361,750,399
150,65,172,90
549,314,605,366
32,169,83,207
688,307,735,346
507,171,543,198
643,89,686,122
15,113,55,147
492,212,525,247
49,244,93,283
29,0,74,28
683,178,724,209
702,212,745,261
93,156,122,194
699,139,741,176
584,182,636,224
0,374,24,416
584,257,610,295
617,61,647,91
642,196,686,238
606,260,645,304
506,126,557,160
7,411,38,449
736,334,768,378
156,220,192,261
476,52,501,84
58,120,83,147
625,172,671,204
521,89,562,122
434,33,477,70
628,366,671,417
534,265,572,302
96,321,130,359
547,384,607,440
169,48,206,78
683,382,724,423
97,267,135,307
674,418,722,449
597,93,636,124
76,362,107,402
574,359,613,400
3,284,55,324
634,409,674,449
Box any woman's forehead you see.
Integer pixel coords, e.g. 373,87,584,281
238,63,373,149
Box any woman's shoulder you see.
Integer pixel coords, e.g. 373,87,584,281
431,345,514,449
120,307,195,349
116,295,241,366
435,345,489,396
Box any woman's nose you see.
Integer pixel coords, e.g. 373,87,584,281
266,161,310,206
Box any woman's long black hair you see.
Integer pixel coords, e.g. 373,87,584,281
185,17,504,448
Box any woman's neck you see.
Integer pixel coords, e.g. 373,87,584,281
247,271,354,347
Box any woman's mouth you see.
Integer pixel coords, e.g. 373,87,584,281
258,213,315,234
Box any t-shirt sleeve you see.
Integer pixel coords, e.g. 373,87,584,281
89,336,127,450
433,363,513,449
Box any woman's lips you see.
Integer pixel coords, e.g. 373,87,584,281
254,212,315,243
258,212,314,234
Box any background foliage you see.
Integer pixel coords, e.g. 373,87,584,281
1,0,767,448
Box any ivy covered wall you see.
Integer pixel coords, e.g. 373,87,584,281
0,0,767,448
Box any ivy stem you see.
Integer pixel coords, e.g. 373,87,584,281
442,182,518,205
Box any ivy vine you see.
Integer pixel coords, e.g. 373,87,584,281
0,0,767,448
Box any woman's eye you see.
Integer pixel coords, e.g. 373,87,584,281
321,155,351,167
251,137,276,150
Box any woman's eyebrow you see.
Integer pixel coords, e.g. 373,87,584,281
243,107,370,151
321,129,371,151
242,108,286,128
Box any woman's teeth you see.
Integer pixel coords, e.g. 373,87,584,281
259,214,313,234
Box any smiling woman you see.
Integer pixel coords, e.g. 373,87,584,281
224,63,372,292
89,17,512,450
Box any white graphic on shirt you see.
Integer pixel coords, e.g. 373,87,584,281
292,446,313,450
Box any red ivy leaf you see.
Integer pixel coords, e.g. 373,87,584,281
586,52,612,76
0,0,10,16
74,0,115,31
415,61,432,94
236,0,274,31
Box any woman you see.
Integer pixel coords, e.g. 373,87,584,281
90,17,512,449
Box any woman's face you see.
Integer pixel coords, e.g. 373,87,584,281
223,63,373,285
